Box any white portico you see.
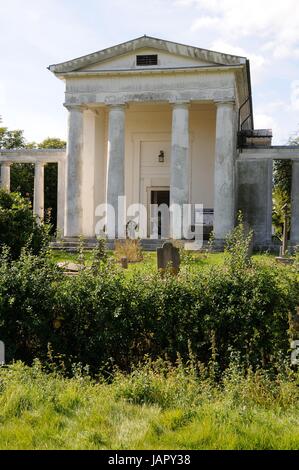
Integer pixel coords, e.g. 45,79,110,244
49,35,248,243
1,36,298,249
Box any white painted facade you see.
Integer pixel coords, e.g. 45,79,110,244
48,36,252,242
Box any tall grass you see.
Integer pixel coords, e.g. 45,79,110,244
0,360,298,450
114,239,143,262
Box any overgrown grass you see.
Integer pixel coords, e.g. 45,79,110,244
51,249,275,271
0,360,298,450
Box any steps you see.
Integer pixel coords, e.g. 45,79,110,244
50,238,207,252
50,238,98,252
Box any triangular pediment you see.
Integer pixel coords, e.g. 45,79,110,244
78,47,218,72
49,35,246,74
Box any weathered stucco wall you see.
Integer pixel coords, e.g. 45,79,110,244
237,159,273,247
64,70,237,105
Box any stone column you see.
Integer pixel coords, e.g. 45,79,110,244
0,162,11,191
33,161,45,222
57,159,66,235
170,102,190,239
64,105,84,237
82,109,97,238
106,104,126,238
213,101,236,243
291,160,299,246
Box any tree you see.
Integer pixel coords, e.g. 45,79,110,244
272,133,299,238
273,134,298,197
39,137,66,149
0,127,26,149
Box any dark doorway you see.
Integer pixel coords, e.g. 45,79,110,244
151,190,170,207
150,190,170,237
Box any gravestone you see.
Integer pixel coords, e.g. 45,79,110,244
157,241,180,275
126,220,138,239
121,256,128,269
57,262,84,276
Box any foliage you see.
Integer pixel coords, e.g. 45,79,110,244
38,138,66,149
0,127,26,149
272,187,291,240
273,134,298,195
0,240,297,373
11,164,35,202
91,238,109,273
272,133,299,237
224,212,253,272
273,160,292,196
0,360,298,450
0,190,51,259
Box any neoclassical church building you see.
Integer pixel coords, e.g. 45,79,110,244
1,36,299,249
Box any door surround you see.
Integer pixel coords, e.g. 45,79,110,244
146,186,170,237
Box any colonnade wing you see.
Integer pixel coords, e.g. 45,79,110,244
0,150,66,232
237,147,299,248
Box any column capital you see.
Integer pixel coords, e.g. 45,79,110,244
169,100,190,109
1,161,12,167
63,103,86,112
106,102,128,111
84,107,100,116
214,100,236,108
35,160,47,168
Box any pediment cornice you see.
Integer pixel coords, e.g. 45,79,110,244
48,35,247,74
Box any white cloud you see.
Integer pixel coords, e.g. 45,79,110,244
183,0,299,60
254,113,276,130
291,80,299,111
190,16,220,32
0,83,6,109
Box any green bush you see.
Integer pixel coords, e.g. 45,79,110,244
0,246,297,373
0,190,50,259
0,250,63,362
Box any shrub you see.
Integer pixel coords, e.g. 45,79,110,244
0,190,50,259
0,247,297,374
224,212,253,273
0,248,63,362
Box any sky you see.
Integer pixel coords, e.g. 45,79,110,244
0,0,298,145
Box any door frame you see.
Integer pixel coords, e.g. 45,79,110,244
132,133,171,208
146,186,170,238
